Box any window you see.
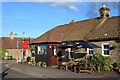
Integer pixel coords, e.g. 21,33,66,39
102,43,109,56
69,52,74,60
68,48,74,60
53,46,57,56
37,45,47,55
37,46,40,54
87,48,94,56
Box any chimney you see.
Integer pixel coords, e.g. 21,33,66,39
10,31,14,39
99,4,110,19
71,20,75,22
70,20,75,23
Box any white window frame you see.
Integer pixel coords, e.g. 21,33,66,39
37,46,40,55
53,46,57,56
37,45,47,55
102,43,110,56
87,48,94,56
67,48,74,60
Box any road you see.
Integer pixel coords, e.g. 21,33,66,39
1,63,36,79
0,60,119,80
1,60,36,80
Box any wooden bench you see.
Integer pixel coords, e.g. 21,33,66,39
59,61,76,71
74,63,97,74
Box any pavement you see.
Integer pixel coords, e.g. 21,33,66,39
2,60,120,79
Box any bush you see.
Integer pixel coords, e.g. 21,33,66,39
0,48,6,59
113,62,118,68
9,56,16,60
92,53,115,71
32,61,36,66
36,61,42,67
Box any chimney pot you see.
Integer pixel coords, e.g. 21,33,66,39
71,20,75,22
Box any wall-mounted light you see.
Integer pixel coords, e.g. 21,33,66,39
49,46,52,48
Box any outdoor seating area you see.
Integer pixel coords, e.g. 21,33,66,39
58,60,97,74
57,41,102,74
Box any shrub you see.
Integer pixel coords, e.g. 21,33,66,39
9,56,16,60
113,62,118,68
30,46,35,51
0,48,6,59
92,53,115,71
36,61,42,67
32,61,36,66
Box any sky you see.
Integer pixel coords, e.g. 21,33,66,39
1,0,119,38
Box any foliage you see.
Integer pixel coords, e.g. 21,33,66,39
92,53,115,71
113,62,120,69
36,61,47,67
110,45,120,50
9,56,16,60
30,45,35,51
32,61,36,66
0,48,6,59
36,61,42,67
118,62,120,68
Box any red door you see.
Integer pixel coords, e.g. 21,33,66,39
52,56,58,65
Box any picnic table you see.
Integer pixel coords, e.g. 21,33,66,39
58,61,97,74
74,63,96,74
58,61,76,71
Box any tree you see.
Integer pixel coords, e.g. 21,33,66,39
0,48,6,59
29,45,35,51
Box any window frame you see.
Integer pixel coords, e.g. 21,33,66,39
53,46,57,56
102,43,110,56
67,48,74,60
87,48,94,56
37,45,47,55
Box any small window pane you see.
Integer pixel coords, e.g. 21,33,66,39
88,48,94,56
103,44,109,56
104,50,109,55
38,45,47,55
53,46,57,56
104,45,109,49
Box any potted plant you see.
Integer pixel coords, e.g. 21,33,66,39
32,61,36,66
42,62,47,67
37,61,42,67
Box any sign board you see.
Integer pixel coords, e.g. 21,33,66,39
22,41,29,50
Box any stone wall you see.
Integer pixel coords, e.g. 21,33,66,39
7,49,22,59
91,40,119,61
6,49,32,60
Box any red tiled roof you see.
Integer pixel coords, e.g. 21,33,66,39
32,24,70,43
87,16,120,40
32,16,120,43
62,18,100,41
0,37,35,49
